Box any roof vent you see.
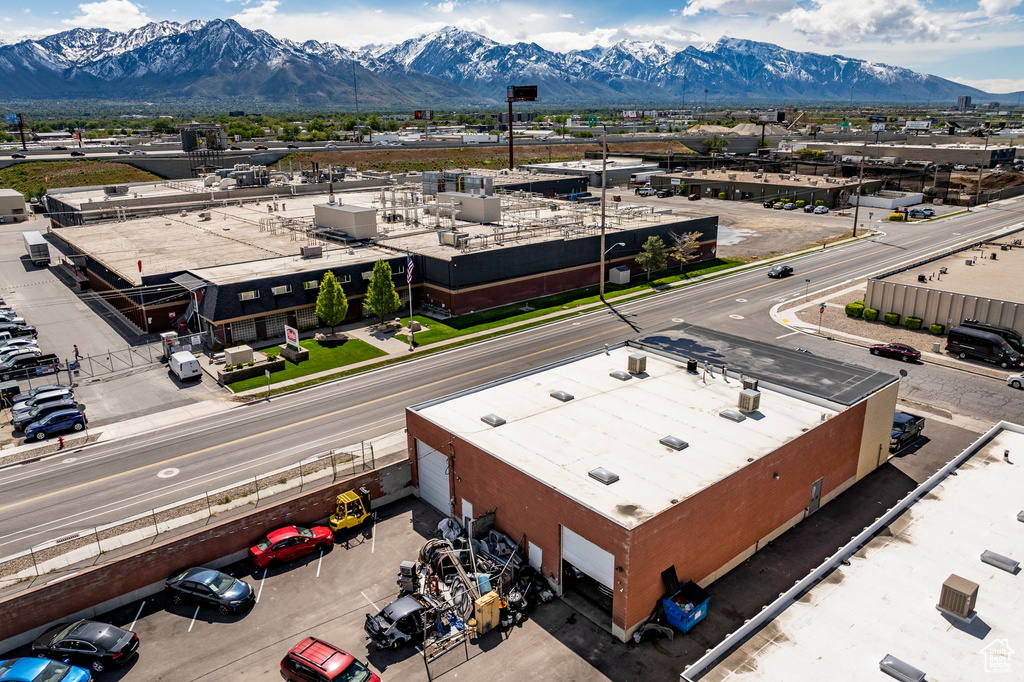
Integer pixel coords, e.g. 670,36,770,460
660,436,689,451
879,655,925,682
1017,510,1024,523
981,550,1019,573
738,389,761,414
589,467,619,485
481,414,506,427
936,574,978,621
550,390,574,402
628,353,647,375
609,370,631,381
720,408,746,422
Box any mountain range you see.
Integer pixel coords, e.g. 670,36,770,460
0,19,1007,108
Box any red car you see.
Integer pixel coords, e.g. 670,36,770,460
687,193,700,200
281,637,380,682
870,343,921,362
249,525,333,568
254,144,269,150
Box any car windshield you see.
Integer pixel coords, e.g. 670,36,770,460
296,527,314,537
207,573,236,594
1002,342,1020,360
34,661,73,682
336,659,373,682
254,536,272,551
892,423,906,433
51,622,78,643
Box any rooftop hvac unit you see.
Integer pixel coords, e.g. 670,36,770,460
197,212,210,221
628,353,647,374
742,377,759,391
879,655,926,682
300,245,322,259
727,173,737,180
738,389,761,413
936,574,978,620
686,359,698,373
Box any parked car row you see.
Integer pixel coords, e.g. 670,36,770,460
9,384,86,441
762,200,829,214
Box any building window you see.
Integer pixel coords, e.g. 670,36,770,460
265,312,287,337
296,306,318,329
231,317,257,342
338,274,351,284
303,280,319,290
271,285,291,296
394,265,405,275
238,290,260,301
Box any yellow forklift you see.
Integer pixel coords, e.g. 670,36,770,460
329,486,372,532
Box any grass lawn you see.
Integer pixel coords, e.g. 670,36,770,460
226,337,386,392
395,258,741,346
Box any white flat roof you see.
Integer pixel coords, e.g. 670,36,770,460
414,347,840,529
702,425,1024,682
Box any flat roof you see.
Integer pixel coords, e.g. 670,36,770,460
879,238,1024,303
806,140,1018,151
701,425,1024,682
413,344,845,529
0,188,24,198
665,168,861,189
635,324,898,406
518,157,660,172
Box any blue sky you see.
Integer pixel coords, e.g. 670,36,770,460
4,0,1024,92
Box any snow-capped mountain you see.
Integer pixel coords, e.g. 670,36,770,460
0,21,1001,106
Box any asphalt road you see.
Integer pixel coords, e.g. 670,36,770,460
1,199,1023,557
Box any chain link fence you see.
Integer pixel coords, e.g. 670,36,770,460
0,441,376,588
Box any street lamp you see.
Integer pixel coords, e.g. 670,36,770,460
599,123,610,300
605,242,625,256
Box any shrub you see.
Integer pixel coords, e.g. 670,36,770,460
247,361,255,367
905,317,923,330
884,312,901,326
863,308,879,321
265,349,279,360
717,192,727,200
814,200,825,206
224,364,234,372
211,342,224,352
888,212,904,222
929,323,945,335
795,200,806,208
845,302,865,318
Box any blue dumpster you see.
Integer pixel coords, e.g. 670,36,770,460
662,581,710,633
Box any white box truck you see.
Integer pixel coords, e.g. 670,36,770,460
23,231,50,266
169,351,202,381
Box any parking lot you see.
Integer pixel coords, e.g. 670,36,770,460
0,416,982,682
0,222,224,446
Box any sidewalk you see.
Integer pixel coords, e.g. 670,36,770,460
235,232,881,398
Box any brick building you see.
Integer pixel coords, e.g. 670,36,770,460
406,325,899,641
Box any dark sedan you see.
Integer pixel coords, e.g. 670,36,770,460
870,343,921,362
32,619,138,673
767,265,794,278
11,153,26,159
165,567,254,614
12,399,80,432
69,151,85,157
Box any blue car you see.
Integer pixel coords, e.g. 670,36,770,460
23,409,88,441
0,658,92,682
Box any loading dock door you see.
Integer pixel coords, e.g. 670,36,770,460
416,440,452,515
561,525,614,589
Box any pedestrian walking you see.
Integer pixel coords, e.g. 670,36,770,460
73,344,81,361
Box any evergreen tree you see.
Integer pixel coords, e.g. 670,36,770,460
636,236,668,280
364,260,402,325
315,270,349,334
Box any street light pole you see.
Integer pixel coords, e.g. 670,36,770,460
850,121,870,238
973,133,989,210
599,123,609,301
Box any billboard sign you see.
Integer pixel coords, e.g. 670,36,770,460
905,120,931,131
757,110,778,122
622,110,642,120
506,85,538,102
5,113,18,126
414,110,433,120
868,116,887,122
285,325,300,351
871,123,886,132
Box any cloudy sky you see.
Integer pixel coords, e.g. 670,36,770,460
5,0,1024,93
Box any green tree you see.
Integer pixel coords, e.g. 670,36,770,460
366,114,383,132
636,236,667,280
364,260,402,325
315,271,349,334
385,119,401,132
668,231,703,272
151,118,174,133
703,134,729,155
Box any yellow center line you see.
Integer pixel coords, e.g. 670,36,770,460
0,325,629,513
706,234,935,304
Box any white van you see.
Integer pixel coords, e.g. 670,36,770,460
169,351,202,381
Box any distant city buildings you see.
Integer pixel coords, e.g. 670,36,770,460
957,95,973,111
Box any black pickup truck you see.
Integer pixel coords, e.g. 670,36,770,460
0,353,60,381
890,412,925,453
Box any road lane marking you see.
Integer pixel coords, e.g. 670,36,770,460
316,550,323,578
371,513,377,554
187,605,200,632
157,468,179,479
130,600,145,631
361,591,379,611
256,567,267,603
0,324,628,514
776,331,801,339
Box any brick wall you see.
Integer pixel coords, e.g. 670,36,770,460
407,410,632,631
0,462,412,646
625,402,865,630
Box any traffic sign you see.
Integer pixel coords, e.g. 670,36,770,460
588,116,597,128
5,114,18,126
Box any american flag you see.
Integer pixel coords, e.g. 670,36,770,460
406,255,414,284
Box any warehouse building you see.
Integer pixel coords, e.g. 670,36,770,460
517,157,661,186
48,178,716,341
693,422,1024,682
803,140,1018,168
406,325,899,642
0,189,29,224
650,168,883,208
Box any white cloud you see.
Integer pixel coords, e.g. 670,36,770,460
558,13,574,19
525,13,546,21
979,0,1023,16
436,2,457,13
952,75,1024,92
622,24,701,45
231,0,279,27
63,0,150,31
779,0,944,45
682,0,794,17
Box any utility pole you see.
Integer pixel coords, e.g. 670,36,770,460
851,122,870,238
972,133,990,210
599,124,609,301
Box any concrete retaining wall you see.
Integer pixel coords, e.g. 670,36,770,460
0,460,412,653
865,279,1024,334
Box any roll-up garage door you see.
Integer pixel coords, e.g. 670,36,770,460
415,440,452,515
561,525,614,589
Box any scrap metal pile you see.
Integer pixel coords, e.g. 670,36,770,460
364,517,553,655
